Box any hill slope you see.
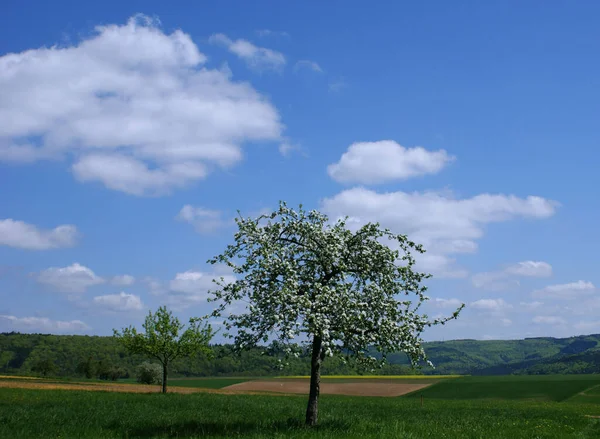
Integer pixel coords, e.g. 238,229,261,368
2,332,600,377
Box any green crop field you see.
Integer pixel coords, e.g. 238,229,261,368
568,384,600,405
407,374,600,402
2,375,600,438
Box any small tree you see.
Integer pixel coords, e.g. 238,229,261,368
136,361,163,385
114,306,214,393
0,351,15,372
76,356,96,379
32,358,57,377
209,202,463,426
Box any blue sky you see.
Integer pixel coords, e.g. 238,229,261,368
1,0,599,341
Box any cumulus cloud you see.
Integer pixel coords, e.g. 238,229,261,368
327,141,454,184
166,267,236,310
472,260,552,290
143,277,165,296
0,315,90,333
532,281,595,300
111,275,135,286
209,33,285,72
321,187,558,278
294,60,322,73
37,263,104,293
0,219,78,250
532,315,567,325
505,261,553,277
177,205,228,234
0,15,283,196
92,292,143,311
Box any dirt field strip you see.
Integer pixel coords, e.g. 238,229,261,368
0,375,41,380
1,377,436,397
0,379,304,396
0,380,215,394
224,379,434,397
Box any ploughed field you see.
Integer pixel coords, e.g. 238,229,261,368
0,374,444,396
1,374,600,438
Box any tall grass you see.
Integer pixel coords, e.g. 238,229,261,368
1,387,599,438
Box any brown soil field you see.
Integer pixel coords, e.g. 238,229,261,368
0,379,217,394
0,379,298,397
0,378,434,397
224,379,433,397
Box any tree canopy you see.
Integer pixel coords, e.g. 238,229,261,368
114,306,214,393
209,202,463,425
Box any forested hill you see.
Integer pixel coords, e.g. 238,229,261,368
2,332,600,379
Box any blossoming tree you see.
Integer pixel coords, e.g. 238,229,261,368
208,202,463,426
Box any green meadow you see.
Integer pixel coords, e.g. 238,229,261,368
407,374,600,402
2,375,600,438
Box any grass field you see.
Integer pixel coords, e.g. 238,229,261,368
408,375,600,402
568,384,600,405
1,387,600,438
2,374,600,438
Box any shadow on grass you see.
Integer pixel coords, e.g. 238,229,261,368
120,418,352,438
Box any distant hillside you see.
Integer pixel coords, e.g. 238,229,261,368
368,334,600,375
2,332,600,378
472,347,600,375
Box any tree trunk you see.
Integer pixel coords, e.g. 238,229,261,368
162,360,168,394
305,335,324,426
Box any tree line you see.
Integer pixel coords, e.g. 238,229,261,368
0,331,418,380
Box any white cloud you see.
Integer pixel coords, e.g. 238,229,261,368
294,60,322,73
532,315,567,325
111,275,135,286
92,292,143,311
0,315,90,333
470,298,512,312
321,187,558,278
328,79,347,92
278,140,304,157
327,141,454,184
505,261,553,277
0,15,283,196
472,261,552,290
170,270,217,295
574,321,600,332
0,219,78,250
72,154,209,196
500,318,512,326
166,268,236,310
431,298,463,309
520,301,544,311
143,277,165,296
37,263,105,293
532,281,595,300
209,33,285,72
176,205,228,234
255,29,289,38
471,272,520,291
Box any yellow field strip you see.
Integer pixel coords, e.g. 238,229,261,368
0,379,301,396
278,375,462,379
0,375,41,380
